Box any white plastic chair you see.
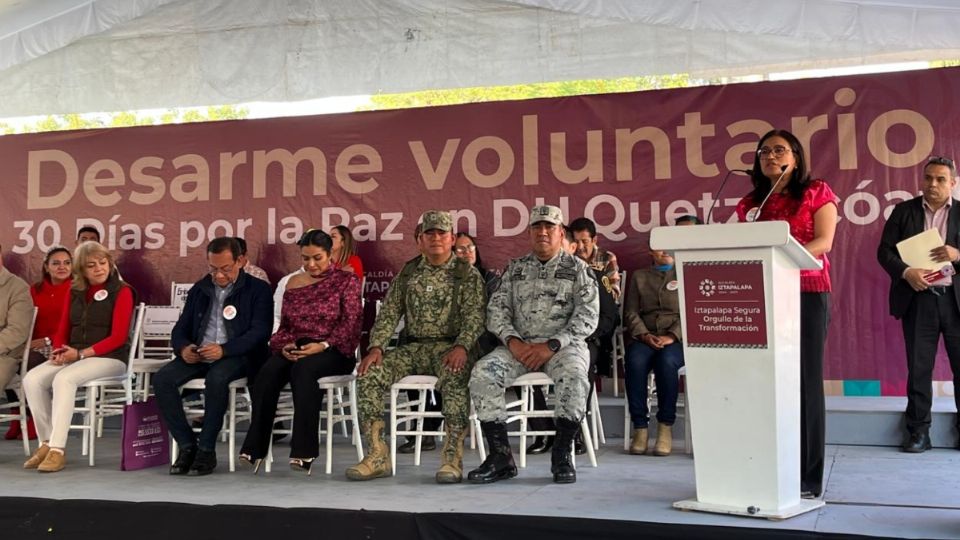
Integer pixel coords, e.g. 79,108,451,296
170,377,251,472
130,305,180,401
622,366,691,454
264,373,363,475
0,307,37,456
389,375,445,475
71,303,146,466
474,372,597,469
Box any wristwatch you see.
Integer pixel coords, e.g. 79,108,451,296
546,339,561,353
78,350,86,361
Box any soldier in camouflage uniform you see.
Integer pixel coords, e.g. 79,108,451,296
468,205,599,484
346,211,485,483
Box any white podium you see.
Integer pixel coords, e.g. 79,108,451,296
650,221,824,520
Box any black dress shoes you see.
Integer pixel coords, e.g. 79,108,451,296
188,449,218,476
901,432,932,453
526,436,553,455
169,446,197,475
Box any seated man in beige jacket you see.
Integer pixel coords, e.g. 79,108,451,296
0,244,34,393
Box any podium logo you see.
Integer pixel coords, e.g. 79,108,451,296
698,279,716,297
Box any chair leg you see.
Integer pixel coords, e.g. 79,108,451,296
87,387,97,466
228,386,237,472
95,387,105,438
326,387,335,474
414,394,427,467
266,434,274,473
580,418,597,467
350,382,363,460
623,398,630,452
389,387,398,476
612,335,621,397
335,387,348,438
474,412,486,461
519,385,530,469
468,401,477,450
17,390,30,456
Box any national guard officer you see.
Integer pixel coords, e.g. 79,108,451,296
468,205,599,484
346,210,485,483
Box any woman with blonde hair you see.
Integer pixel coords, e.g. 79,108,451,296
22,242,136,473
329,225,364,280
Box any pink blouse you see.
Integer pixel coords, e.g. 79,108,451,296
270,269,363,357
735,179,839,293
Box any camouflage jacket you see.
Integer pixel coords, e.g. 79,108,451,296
487,250,599,348
370,254,485,353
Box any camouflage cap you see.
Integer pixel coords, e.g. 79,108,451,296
420,210,453,232
530,205,563,226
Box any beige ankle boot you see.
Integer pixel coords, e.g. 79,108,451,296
435,424,466,484
346,420,392,480
23,442,50,469
629,428,648,455
653,423,673,456
38,448,66,473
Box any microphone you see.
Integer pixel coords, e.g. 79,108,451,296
745,164,789,223
705,169,753,224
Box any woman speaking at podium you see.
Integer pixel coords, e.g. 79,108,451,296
735,129,839,499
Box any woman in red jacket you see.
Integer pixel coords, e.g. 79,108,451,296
4,247,73,441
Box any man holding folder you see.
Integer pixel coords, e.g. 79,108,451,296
878,156,960,453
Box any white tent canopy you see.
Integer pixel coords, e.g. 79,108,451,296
2,0,960,117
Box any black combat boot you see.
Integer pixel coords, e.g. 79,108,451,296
467,421,518,484
551,418,579,484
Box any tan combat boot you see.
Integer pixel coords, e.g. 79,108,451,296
346,420,392,480
629,428,648,455
435,424,466,484
653,423,673,456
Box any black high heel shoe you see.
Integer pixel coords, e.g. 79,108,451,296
289,457,315,476
238,453,263,474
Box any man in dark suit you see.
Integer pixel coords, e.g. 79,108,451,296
877,156,960,453
154,237,273,475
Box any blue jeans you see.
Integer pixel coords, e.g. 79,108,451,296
624,341,685,429
153,355,248,451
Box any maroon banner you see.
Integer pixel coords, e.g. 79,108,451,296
3,67,960,394
683,261,767,348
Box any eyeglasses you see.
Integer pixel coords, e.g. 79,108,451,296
208,263,237,276
758,146,793,158
454,245,476,255
928,156,955,169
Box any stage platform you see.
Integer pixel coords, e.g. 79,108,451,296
0,426,957,540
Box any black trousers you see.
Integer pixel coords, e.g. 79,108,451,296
901,288,960,435
800,292,829,496
240,348,355,459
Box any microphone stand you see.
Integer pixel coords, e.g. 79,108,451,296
705,169,752,224
746,165,789,222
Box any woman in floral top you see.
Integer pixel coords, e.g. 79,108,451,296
240,229,362,473
735,129,838,499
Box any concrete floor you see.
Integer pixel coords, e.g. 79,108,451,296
0,431,957,539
